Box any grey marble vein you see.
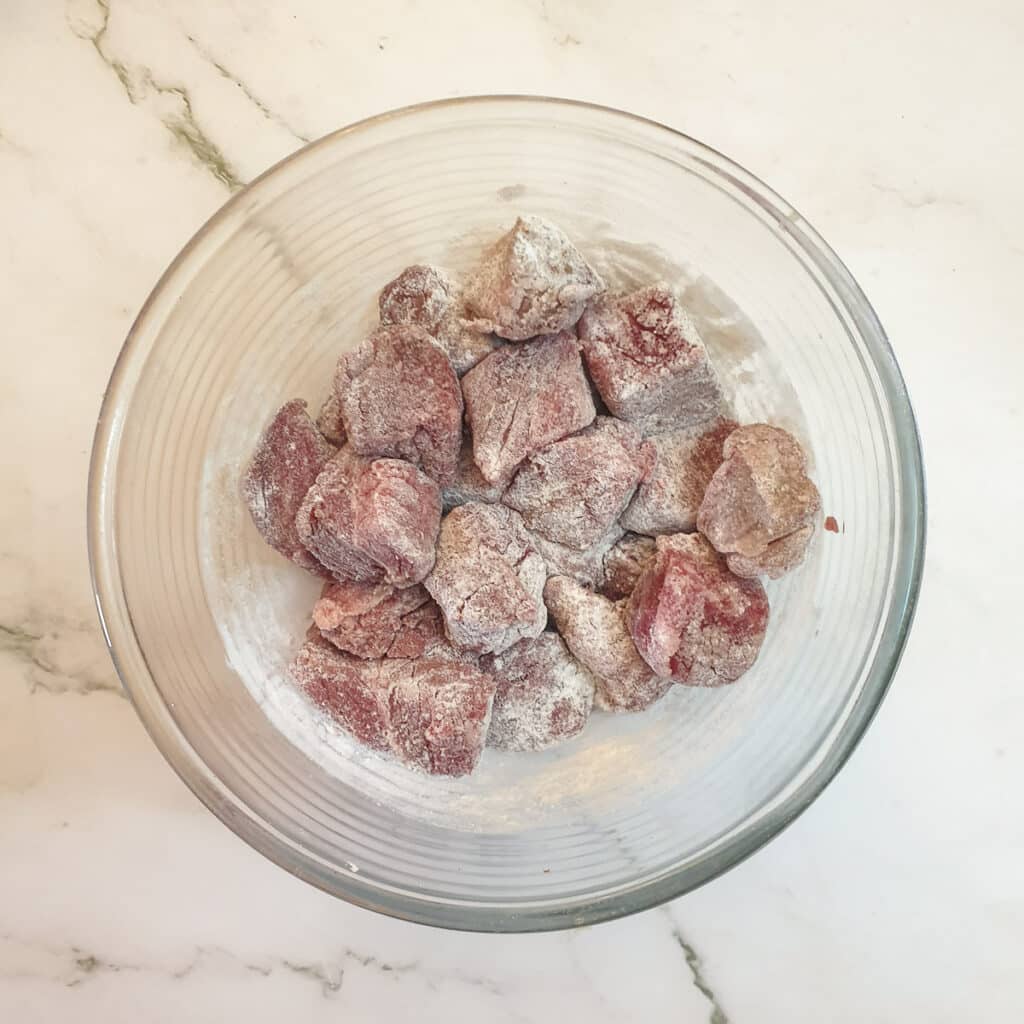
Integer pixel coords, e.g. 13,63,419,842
67,0,243,191
66,948,142,986
0,126,28,155
170,946,272,982
186,35,311,145
160,85,244,190
0,620,124,699
0,934,428,1000
529,0,582,46
868,179,969,212
280,959,344,997
671,927,730,1024
0,623,41,658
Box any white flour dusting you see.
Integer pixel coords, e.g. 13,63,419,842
196,220,811,834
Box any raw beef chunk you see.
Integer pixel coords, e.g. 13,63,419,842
386,601,451,660
385,658,496,776
379,264,499,375
462,331,595,483
578,285,723,434
442,437,510,510
530,522,625,590
627,533,768,686
464,216,604,340
543,576,670,713
482,633,595,752
503,417,655,549
336,323,462,484
291,637,495,776
243,399,335,572
621,418,737,535
424,503,547,655
600,534,657,601
352,457,442,586
290,635,392,752
725,523,816,580
697,423,820,577
316,391,347,446
312,580,432,659
296,448,441,586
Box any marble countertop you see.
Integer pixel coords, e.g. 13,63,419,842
2,1,1022,1020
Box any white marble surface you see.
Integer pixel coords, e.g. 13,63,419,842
2,0,1022,1020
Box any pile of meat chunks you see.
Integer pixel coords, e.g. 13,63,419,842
243,217,821,776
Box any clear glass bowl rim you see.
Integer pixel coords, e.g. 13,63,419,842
88,94,927,932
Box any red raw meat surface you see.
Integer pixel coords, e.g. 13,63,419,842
543,575,670,713
336,323,463,484
290,635,392,752
243,399,336,573
296,448,440,586
503,417,654,550
352,457,442,586
600,534,657,601
578,285,723,434
726,523,817,580
463,216,604,341
462,330,595,484
529,522,626,591
482,633,595,752
385,658,496,776
697,423,820,577
312,580,432,659
315,391,347,446
386,601,450,659
627,533,768,686
424,503,547,655
442,436,510,510
621,418,737,536
379,264,499,375
291,636,495,776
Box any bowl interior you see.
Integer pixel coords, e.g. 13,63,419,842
90,98,923,930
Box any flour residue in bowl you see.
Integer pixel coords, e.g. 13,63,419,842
197,220,811,835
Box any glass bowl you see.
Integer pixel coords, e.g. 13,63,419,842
88,96,925,931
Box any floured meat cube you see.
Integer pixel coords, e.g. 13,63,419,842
315,391,347,446
543,576,671,713
379,264,500,375
291,635,392,752
503,417,655,550
296,448,441,586
725,522,816,580
627,533,768,686
336,324,462,484
464,216,604,341
530,522,625,590
600,534,657,601
312,580,433,659
243,399,335,573
386,600,450,659
621,418,737,536
291,637,495,776
385,658,496,776
368,596,480,666
424,503,547,655
578,285,723,434
295,449,384,583
442,437,510,510
462,331,595,483
482,633,595,752
697,424,820,577
352,458,442,585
